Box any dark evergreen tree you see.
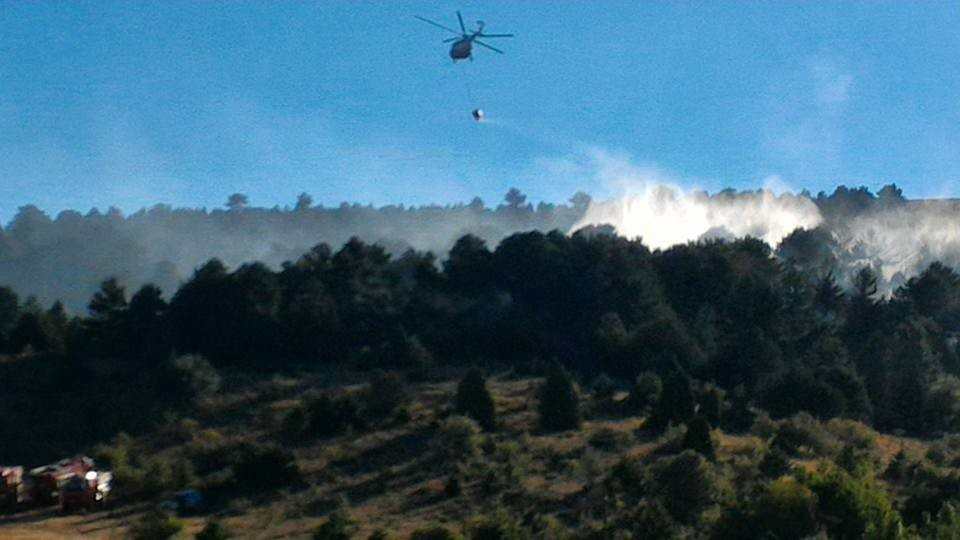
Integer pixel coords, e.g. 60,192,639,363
455,369,496,431
648,370,696,431
683,416,716,460
538,365,580,432
0,286,18,352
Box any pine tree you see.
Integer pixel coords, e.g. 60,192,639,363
538,365,581,431
683,416,716,461
648,370,695,431
455,369,496,431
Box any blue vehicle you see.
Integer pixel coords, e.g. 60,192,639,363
415,11,514,62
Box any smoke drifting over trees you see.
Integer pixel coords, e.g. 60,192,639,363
0,190,589,310
0,183,953,311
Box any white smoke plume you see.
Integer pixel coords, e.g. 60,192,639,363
834,200,960,290
569,152,823,250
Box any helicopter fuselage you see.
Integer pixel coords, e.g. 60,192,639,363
450,37,473,60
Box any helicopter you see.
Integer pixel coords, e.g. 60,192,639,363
414,11,513,61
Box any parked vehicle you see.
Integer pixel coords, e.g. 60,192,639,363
0,466,24,509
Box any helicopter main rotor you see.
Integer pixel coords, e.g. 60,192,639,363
415,10,513,55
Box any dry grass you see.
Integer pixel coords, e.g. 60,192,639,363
0,373,949,538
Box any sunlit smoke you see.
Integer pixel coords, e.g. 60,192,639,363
569,151,823,250
837,201,960,289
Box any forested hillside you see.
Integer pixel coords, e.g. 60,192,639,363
4,209,960,459
5,185,960,537
1,183,957,313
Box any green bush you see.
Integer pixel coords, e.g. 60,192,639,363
921,501,960,539
232,443,300,492
625,371,662,414
364,370,408,420
803,465,903,539
128,509,184,540
195,520,232,540
755,476,818,539
444,473,462,498
465,508,527,540
306,394,364,438
682,416,716,460
408,526,462,540
647,371,695,432
696,382,726,427
824,418,877,451
538,366,580,432
434,415,481,461
758,446,792,478
313,509,355,540
618,499,676,539
455,369,497,431
771,413,838,457
588,427,631,451
649,450,721,523
164,354,221,404
281,405,310,441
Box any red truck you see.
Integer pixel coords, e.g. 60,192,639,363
59,470,112,512
0,466,24,509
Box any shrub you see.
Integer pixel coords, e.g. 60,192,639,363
590,373,617,402
434,415,481,461
367,531,392,540
607,456,645,498
755,476,818,539
619,499,676,539
444,473,462,498
649,450,721,523
724,384,756,433
803,465,903,539
281,405,310,441
313,509,355,540
232,443,300,492
455,369,497,431
538,366,580,432
163,354,221,404
696,382,726,427
837,444,877,477
588,427,631,451
760,368,847,420
408,526,462,540
771,413,838,457
465,508,527,540
364,370,408,420
921,501,960,539
128,509,184,540
185,430,233,475
158,417,201,447
647,371,695,432
625,371,662,414
195,520,232,540
759,446,792,478
923,375,960,433
883,450,910,482
306,394,364,438
750,411,778,440
528,515,570,540
651,423,689,456
824,418,877,451
682,416,716,460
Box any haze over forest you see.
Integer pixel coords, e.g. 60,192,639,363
1,182,957,311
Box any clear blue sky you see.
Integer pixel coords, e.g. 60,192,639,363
2,1,959,223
